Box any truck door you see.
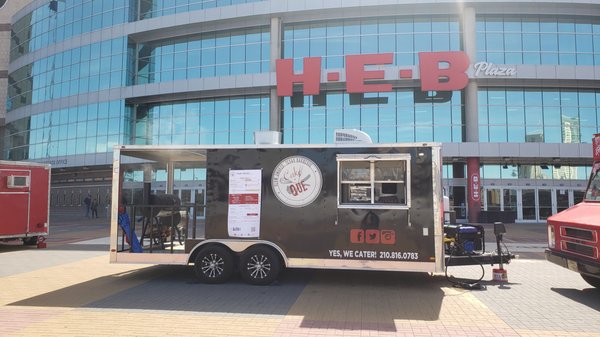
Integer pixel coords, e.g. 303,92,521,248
0,169,31,236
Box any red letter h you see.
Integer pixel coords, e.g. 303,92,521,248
276,57,322,96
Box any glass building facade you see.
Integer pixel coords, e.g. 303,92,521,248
478,88,600,143
477,16,600,65
134,96,269,145
10,0,135,59
5,100,130,160
3,1,599,222
283,17,461,69
8,38,130,110
282,90,464,144
138,0,265,20
136,27,270,84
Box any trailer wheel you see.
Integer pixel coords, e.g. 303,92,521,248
240,246,281,285
581,273,600,289
193,245,234,284
23,236,38,246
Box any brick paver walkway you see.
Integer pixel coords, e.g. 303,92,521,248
1,221,599,337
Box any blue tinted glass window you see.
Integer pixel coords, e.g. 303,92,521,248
477,16,600,66
3,100,130,161
10,2,134,60
135,27,269,84
479,88,600,144
281,89,463,144
284,16,460,69
130,96,268,146
8,38,128,111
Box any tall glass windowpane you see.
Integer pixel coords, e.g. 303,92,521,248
284,16,460,69
282,90,463,144
8,38,128,111
479,88,600,144
477,16,600,66
135,27,269,84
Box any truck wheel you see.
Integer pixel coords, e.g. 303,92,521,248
23,237,38,246
193,245,234,284
240,246,281,285
581,274,600,289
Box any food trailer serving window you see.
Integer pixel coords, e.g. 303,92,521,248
337,154,410,209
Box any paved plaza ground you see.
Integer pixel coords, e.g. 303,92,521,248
0,217,599,337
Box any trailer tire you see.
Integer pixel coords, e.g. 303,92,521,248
240,246,281,285
193,245,234,284
581,273,600,289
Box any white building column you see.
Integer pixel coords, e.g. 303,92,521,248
269,17,282,132
462,7,481,222
462,6,478,143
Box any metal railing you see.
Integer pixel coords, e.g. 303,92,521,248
117,203,205,253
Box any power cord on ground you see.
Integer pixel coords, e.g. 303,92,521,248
445,252,487,290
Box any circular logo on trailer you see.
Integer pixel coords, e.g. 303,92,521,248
272,156,322,208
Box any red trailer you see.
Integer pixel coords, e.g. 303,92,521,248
0,160,51,247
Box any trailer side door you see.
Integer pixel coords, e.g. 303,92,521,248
0,169,31,237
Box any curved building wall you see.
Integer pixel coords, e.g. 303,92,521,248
0,0,30,163
4,0,600,221
135,27,270,84
8,37,130,110
10,1,135,60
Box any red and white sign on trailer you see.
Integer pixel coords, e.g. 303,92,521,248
227,169,262,238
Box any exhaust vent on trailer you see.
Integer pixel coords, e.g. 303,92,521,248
334,129,373,144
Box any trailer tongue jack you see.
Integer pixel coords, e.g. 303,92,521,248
492,222,509,282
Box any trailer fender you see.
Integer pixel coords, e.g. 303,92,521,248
187,240,289,267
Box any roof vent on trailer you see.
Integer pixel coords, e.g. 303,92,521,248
334,129,373,144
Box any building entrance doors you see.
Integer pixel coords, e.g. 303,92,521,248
483,187,584,223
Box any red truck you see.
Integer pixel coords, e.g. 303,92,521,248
545,134,600,289
0,160,51,246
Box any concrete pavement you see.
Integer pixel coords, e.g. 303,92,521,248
0,219,599,337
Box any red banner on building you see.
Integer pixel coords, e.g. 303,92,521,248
466,158,481,223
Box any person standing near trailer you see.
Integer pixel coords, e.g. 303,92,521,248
83,194,92,218
91,199,99,218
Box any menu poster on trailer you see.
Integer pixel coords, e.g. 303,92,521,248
227,169,262,238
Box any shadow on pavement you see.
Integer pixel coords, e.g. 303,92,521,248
46,244,109,251
8,266,445,329
0,243,39,253
551,287,600,311
288,269,444,331
0,242,108,253
9,265,309,315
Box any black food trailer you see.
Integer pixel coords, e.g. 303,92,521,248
109,143,511,285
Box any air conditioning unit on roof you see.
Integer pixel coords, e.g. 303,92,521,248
254,130,281,144
334,129,373,144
